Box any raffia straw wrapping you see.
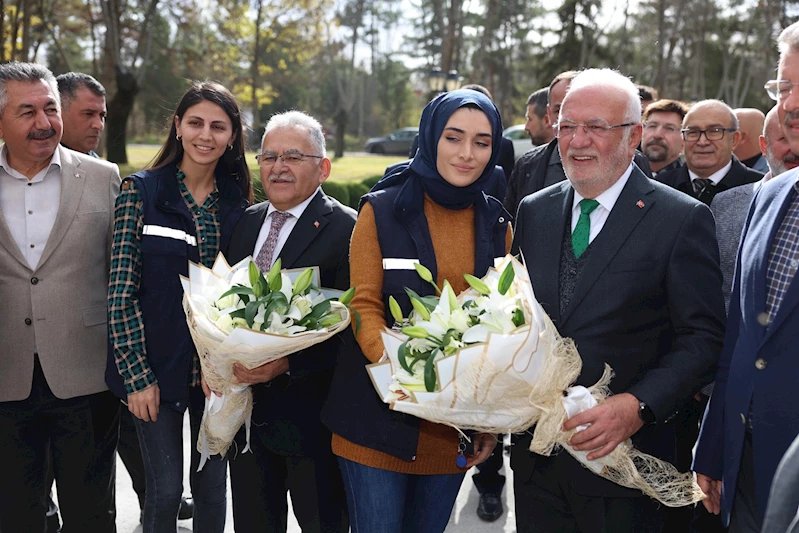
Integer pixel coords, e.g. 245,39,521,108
183,296,350,457
527,312,706,507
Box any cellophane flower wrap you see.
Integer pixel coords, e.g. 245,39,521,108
181,253,351,470
366,254,704,507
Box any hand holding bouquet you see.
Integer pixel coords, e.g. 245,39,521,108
182,253,352,469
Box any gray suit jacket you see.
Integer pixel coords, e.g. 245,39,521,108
709,182,758,312
0,146,120,401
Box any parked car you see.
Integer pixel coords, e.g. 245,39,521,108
364,127,419,155
503,124,534,160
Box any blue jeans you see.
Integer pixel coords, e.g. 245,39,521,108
133,386,227,533
338,457,465,533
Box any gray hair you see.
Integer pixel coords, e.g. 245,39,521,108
0,62,59,117
565,68,642,123
56,72,106,108
262,111,326,158
778,22,799,55
684,99,739,130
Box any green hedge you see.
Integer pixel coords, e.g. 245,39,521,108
251,174,384,210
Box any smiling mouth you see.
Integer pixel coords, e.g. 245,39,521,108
194,145,215,153
453,165,475,172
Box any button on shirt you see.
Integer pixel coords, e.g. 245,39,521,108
252,188,320,263
571,163,633,244
0,145,61,270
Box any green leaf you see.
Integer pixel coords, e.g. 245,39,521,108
244,301,260,327
497,262,515,295
258,270,269,295
388,295,404,324
404,288,438,312
218,285,254,300
292,268,315,297
463,273,491,295
512,308,525,327
410,349,432,370
353,309,361,335
248,261,259,288
398,341,412,373
424,349,439,392
229,308,247,319
338,286,356,306
319,315,341,327
307,299,332,320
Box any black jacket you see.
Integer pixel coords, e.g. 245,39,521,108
655,154,763,205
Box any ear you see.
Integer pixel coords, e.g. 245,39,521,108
174,115,181,137
731,130,742,151
542,113,552,128
759,135,768,157
629,123,643,155
318,157,332,183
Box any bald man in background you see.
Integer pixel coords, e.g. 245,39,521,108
734,108,769,174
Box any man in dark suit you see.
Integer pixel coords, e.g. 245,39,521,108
657,99,763,205
510,68,725,533
693,21,799,532
226,111,354,533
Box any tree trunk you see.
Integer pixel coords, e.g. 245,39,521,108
251,0,263,133
106,67,138,164
334,108,347,159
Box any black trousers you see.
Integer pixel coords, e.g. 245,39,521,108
117,406,147,509
0,356,119,533
514,453,665,533
229,427,348,533
472,434,506,495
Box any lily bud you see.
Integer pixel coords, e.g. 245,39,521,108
267,258,282,291
410,297,431,321
388,295,404,324
414,262,434,283
463,273,491,295
248,261,260,289
401,326,430,339
292,268,314,297
339,286,356,306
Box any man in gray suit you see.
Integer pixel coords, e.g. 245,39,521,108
0,62,121,532
710,106,799,310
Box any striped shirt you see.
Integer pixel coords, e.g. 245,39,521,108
765,179,799,324
108,169,220,395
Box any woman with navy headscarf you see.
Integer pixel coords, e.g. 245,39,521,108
322,89,512,532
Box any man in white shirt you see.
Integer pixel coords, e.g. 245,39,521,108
510,68,725,533
0,62,120,532
225,111,355,533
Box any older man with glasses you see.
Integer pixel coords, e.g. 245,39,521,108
657,99,763,205
225,110,354,533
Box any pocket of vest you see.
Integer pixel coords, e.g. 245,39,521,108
140,234,190,256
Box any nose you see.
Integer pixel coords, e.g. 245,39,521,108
458,141,474,160
34,109,50,130
783,84,799,115
272,154,288,171
91,114,105,131
695,131,712,145
569,125,592,148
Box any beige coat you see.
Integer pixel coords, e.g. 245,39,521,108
0,146,120,401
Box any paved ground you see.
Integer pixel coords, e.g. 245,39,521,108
102,417,517,532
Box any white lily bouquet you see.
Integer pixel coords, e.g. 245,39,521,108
181,253,352,469
366,255,704,507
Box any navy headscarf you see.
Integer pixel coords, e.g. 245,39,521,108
373,89,505,208
367,90,508,279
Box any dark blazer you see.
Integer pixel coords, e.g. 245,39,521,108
226,190,356,456
656,154,763,205
694,170,799,525
510,167,726,498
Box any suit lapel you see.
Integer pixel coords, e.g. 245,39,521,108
36,147,85,270
241,203,269,259
530,183,571,326
560,170,655,325
0,204,28,268
278,191,331,269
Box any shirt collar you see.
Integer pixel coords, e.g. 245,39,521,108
688,160,732,185
267,187,321,220
0,143,61,182
572,163,634,213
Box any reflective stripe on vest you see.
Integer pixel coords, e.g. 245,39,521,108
142,225,197,246
382,258,420,270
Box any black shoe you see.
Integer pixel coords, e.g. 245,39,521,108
178,497,194,521
476,492,504,522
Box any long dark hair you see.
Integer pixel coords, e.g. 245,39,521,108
149,81,253,204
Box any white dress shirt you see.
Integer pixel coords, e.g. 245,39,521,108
571,163,633,245
0,145,62,270
252,188,321,264
688,160,732,186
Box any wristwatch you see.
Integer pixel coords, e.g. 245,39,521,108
638,401,656,425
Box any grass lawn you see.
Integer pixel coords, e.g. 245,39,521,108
116,145,406,183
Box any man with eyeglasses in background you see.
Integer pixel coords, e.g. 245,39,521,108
641,99,689,177
657,99,763,205
510,68,725,533
225,111,353,532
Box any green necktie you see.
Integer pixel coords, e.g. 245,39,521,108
572,198,600,258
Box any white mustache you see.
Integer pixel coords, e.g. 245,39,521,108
268,173,295,183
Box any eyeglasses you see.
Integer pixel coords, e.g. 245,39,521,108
554,119,637,139
680,127,736,142
643,122,681,134
255,151,323,167
764,79,799,101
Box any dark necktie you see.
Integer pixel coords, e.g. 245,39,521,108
255,211,291,270
692,178,715,198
